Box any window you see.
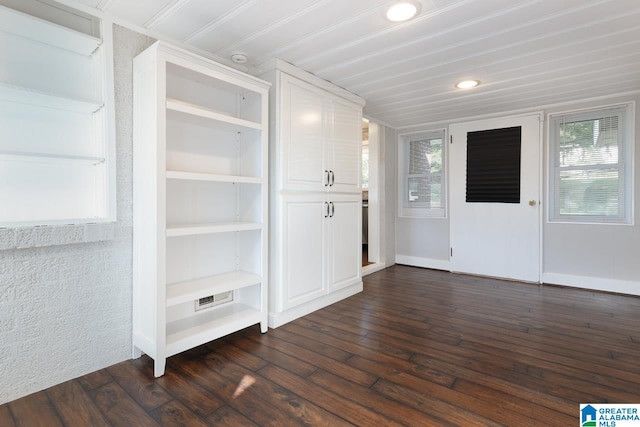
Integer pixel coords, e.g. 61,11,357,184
0,2,115,227
549,104,633,223
398,129,446,217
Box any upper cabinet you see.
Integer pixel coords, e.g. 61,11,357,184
279,72,363,194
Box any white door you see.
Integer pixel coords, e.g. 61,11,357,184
327,197,361,291
281,196,326,310
449,114,541,282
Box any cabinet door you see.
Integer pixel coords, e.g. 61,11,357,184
282,197,327,309
327,198,361,292
282,76,325,191
326,99,362,193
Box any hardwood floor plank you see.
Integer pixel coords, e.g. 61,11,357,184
220,334,317,377
203,352,354,426
8,390,63,427
76,369,114,391
171,353,302,426
108,360,172,411
89,382,160,427
240,330,378,387
205,405,258,427
47,380,110,427
258,364,405,427
149,400,209,427
452,378,574,425
0,404,16,427
132,356,225,418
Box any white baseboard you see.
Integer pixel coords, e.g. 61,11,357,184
542,272,640,296
362,262,387,276
395,255,451,271
268,281,363,328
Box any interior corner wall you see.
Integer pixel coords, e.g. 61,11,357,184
395,123,451,270
0,24,155,405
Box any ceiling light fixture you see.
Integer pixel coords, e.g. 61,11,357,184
386,2,418,22
230,52,248,64
455,79,480,89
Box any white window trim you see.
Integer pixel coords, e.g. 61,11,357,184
397,129,447,218
547,102,634,225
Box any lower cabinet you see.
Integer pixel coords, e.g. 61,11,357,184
269,194,362,327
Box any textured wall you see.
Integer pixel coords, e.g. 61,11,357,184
0,24,155,405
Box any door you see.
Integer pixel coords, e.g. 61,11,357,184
282,196,326,310
449,114,541,282
327,196,361,291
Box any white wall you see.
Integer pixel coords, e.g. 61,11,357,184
0,24,155,405
382,125,397,267
394,93,640,295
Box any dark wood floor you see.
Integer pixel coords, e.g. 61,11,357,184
3,265,640,426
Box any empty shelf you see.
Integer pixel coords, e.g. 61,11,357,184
167,98,262,132
166,222,262,237
166,271,262,307
166,170,262,184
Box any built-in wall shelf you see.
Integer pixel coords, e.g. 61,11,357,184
166,271,262,307
167,98,262,132
0,5,101,56
0,150,105,164
0,82,103,113
166,170,262,184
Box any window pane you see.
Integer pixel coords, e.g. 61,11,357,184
558,168,619,216
408,176,441,208
409,138,442,174
559,117,619,167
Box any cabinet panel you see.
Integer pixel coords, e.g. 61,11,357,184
327,100,362,193
283,77,324,190
328,198,362,291
282,198,326,309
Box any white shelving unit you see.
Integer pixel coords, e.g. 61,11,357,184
0,4,114,226
133,41,269,377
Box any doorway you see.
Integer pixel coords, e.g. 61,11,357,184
449,114,542,282
362,119,383,274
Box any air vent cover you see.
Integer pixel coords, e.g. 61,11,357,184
195,291,233,311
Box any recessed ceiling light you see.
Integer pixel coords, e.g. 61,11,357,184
386,2,418,22
455,80,480,89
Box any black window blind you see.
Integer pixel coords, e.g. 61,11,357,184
466,126,521,203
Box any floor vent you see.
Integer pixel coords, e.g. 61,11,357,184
195,291,233,311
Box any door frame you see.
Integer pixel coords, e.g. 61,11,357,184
363,120,387,276
448,112,544,283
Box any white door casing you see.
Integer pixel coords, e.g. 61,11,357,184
449,114,542,283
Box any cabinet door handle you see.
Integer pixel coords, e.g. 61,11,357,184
324,170,329,186
324,202,330,218
330,170,335,186
330,201,335,217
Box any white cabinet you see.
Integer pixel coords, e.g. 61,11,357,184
281,73,362,194
280,195,361,311
133,42,269,377
259,60,365,328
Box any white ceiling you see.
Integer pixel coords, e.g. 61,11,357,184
67,0,640,129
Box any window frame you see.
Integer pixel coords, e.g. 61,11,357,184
547,102,634,224
397,129,447,218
